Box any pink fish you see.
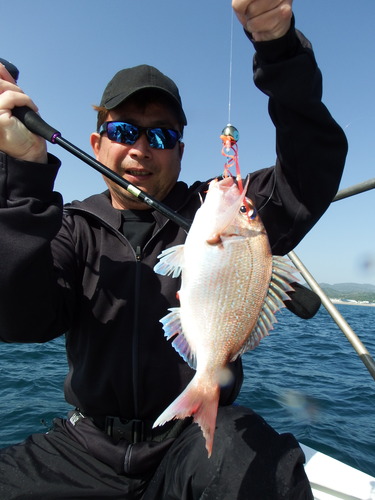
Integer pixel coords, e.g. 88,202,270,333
153,176,295,456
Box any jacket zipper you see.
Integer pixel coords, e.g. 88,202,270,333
132,245,142,417
63,206,182,417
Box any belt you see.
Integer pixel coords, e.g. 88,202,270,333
79,411,190,444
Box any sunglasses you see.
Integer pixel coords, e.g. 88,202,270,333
98,121,182,150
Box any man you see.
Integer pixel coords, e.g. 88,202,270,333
0,0,347,498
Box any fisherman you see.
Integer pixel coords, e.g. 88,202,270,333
0,0,347,498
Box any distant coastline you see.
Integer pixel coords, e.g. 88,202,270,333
314,283,375,307
330,299,375,308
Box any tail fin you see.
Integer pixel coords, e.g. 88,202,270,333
153,377,220,457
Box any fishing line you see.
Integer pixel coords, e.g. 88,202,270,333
222,9,275,214
227,8,234,125
219,10,253,217
221,5,239,180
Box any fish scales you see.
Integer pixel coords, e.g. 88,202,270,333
181,244,267,365
153,176,295,456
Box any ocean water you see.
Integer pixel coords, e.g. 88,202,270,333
1,303,374,477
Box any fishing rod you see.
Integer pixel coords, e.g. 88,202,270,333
0,58,191,232
288,178,375,381
0,57,324,320
17,108,192,232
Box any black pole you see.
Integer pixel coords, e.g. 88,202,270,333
2,55,191,231
54,135,191,231
8,105,191,232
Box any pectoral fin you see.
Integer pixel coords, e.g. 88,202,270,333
159,307,196,369
154,245,185,278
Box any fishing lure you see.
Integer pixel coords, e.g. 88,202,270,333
220,123,254,219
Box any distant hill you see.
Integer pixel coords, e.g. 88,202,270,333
317,283,375,302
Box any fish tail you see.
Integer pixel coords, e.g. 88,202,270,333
153,377,219,457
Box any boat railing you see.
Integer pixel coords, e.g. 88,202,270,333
288,178,375,381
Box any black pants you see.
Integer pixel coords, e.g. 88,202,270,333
0,406,313,499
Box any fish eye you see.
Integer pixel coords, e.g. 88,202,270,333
240,205,257,220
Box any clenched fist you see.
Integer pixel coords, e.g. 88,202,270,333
232,0,293,41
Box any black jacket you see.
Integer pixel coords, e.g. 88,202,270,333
0,25,347,423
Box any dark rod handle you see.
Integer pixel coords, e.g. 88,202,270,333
12,106,61,143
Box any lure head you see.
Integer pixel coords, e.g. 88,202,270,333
220,123,240,173
221,124,239,143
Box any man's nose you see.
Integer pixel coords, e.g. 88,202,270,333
128,131,152,158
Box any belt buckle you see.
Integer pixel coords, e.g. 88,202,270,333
105,417,146,443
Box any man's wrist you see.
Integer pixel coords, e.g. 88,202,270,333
247,15,299,63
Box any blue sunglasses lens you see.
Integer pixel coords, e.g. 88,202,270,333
147,128,180,149
100,122,180,149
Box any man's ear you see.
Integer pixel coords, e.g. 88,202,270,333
178,141,185,160
90,132,101,158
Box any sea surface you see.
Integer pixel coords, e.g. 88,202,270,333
1,303,374,477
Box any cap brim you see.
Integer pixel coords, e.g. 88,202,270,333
103,86,187,125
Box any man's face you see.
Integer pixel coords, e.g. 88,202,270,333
91,99,184,210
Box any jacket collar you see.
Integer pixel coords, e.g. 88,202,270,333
64,180,206,231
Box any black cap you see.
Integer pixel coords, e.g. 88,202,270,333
100,64,187,125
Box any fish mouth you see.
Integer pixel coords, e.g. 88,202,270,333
219,176,235,187
210,176,236,190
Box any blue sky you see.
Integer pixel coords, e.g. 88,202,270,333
1,0,374,285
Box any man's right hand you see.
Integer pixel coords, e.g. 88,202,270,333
232,0,293,42
0,63,47,163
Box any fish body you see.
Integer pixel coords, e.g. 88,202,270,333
153,176,295,456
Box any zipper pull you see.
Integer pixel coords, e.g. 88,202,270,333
136,245,142,261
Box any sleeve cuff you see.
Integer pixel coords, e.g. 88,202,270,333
3,152,61,200
245,15,300,63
